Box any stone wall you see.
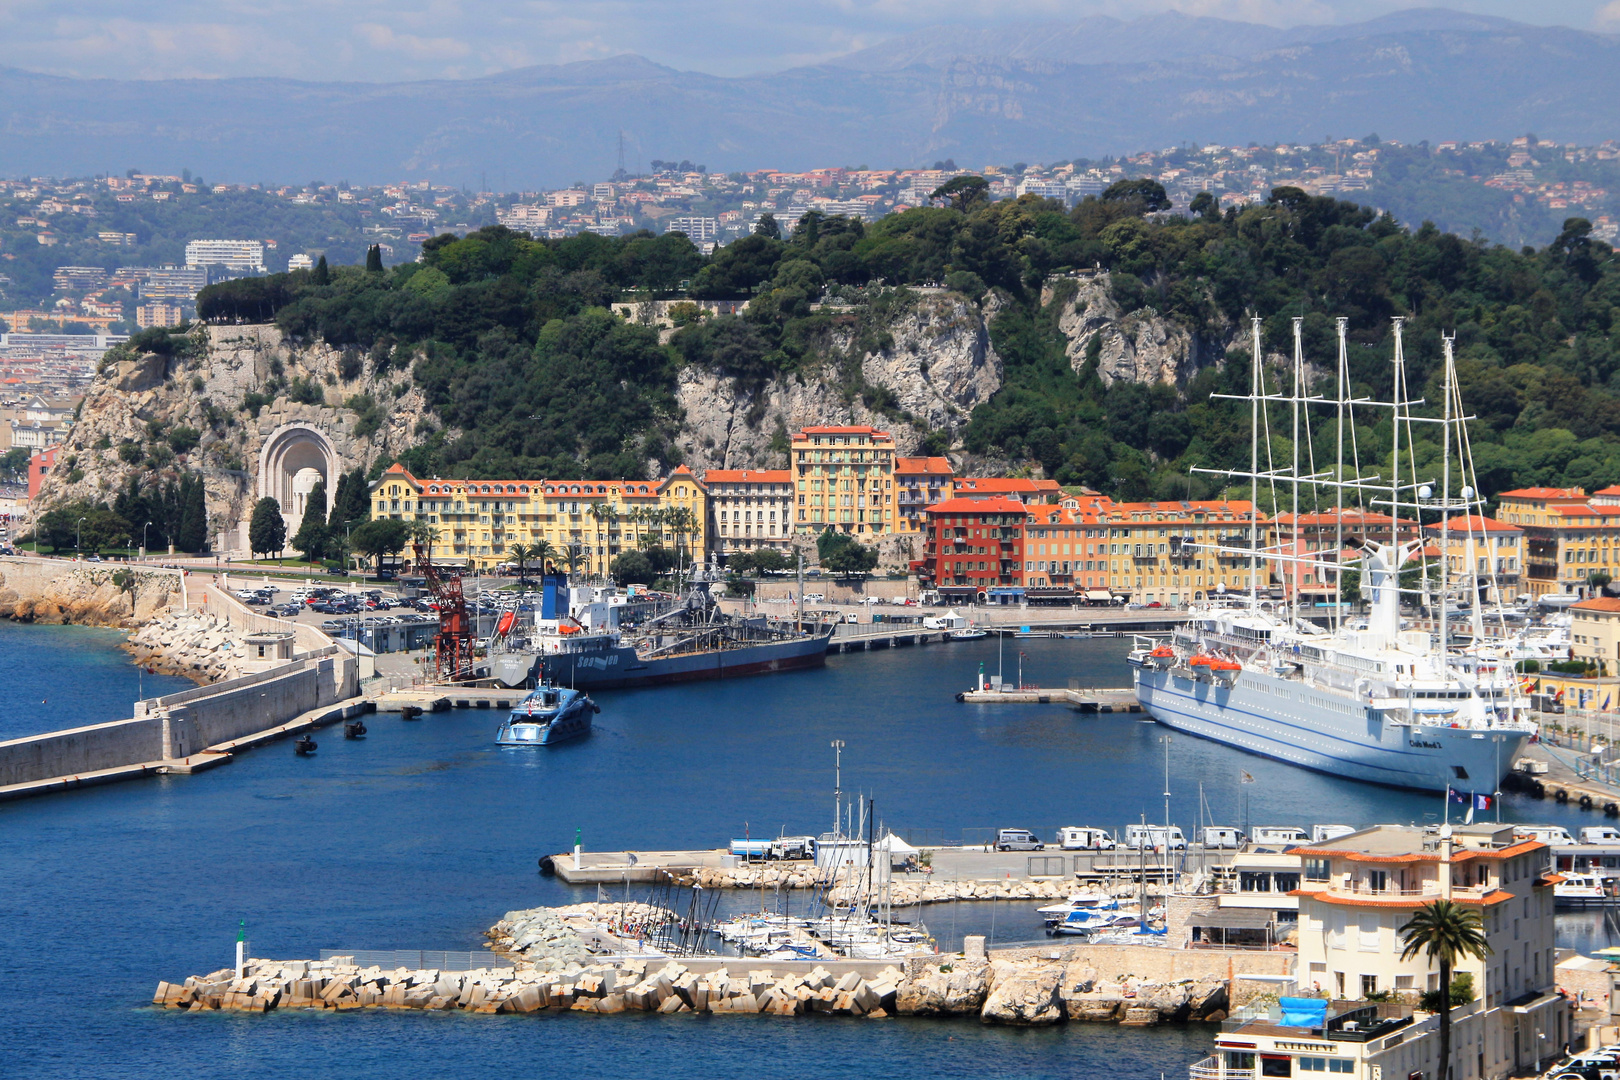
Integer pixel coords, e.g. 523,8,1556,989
0,556,184,627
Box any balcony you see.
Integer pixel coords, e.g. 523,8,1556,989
1304,880,1496,903
1189,1056,1252,1080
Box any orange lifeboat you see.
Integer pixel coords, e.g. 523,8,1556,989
495,611,516,637
1188,655,1216,667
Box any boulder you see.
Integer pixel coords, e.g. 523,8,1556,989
895,960,989,1016
980,962,1064,1026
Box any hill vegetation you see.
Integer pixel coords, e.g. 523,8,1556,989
196,180,1620,506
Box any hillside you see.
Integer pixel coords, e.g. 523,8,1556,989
34,179,1620,536
3,12,1619,186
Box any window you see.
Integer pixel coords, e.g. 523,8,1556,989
1361,974,1378,998
1260,1057,1292,1078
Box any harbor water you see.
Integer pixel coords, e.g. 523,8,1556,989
0,626,1609,1078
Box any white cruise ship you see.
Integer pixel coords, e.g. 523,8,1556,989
1128,318,1535,792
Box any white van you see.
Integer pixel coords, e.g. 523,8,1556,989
1058,826,1116,851
1252,826,1309,847
1581,827,1620,845
1515,825,1577,846
1124,824,1187,850
1201,827,1246,849
1311,825,1356,843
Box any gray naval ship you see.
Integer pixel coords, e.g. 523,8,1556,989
488,571,834,691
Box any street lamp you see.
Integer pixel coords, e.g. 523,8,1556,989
141,521,151,558
75,515,87,555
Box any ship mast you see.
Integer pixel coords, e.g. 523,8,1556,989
1291,316,1303,629
1335,318,1348,634
1250,316,1262,610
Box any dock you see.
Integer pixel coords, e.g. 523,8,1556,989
956,686,1140,712
373,687,530,713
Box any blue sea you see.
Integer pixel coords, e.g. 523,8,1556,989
0,626,1606,1078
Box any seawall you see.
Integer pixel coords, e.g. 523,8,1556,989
0,555,186,627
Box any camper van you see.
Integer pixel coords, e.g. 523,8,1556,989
1058,826,1116,851
1251,826,1309,847
1581,827,1620,845
1514,825,1577,847
1311,825,1356,843
1200,827,1246,849
1124,824,1187,850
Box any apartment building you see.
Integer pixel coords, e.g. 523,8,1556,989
894,456,953,534
922,497,1027,598
1195,823,1567,1080
705,469,793,558
791,426,896,537
1427,515,1526,604
1570,596,1620,672
664,217,718,242
952,477,1061,504
1099,499,1262,606
368,464,707,575
136,302,186,329
1496,486,1620,597
1269,510,1415,601
184,239,265,272
136,267,210,302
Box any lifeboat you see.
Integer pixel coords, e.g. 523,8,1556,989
495,610,517,637
1147,645,1175,668
1187,654,1216,682
1209,658,1242,686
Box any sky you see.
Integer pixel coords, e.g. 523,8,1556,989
0,0,1615,82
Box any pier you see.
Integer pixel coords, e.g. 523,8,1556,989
957,686,1140,711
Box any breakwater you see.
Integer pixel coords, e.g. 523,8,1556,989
153,905,1252,1025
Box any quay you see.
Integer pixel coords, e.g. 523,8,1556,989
957,686,1140,711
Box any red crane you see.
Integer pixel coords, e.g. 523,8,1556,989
414,541,475,682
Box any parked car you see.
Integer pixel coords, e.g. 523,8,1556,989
995,828,1044,852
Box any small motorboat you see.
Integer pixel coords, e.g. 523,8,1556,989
343,720,367,739
496,683,597,746
949,625,989,640
294,735,317,755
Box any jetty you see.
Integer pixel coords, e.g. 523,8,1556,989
957,686,1139,711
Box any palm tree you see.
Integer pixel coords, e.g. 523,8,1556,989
530,537,558,577
564,542,586,582
507,542,540,585
407,521,441,567
1398,900,1493,1080
587,502,610,580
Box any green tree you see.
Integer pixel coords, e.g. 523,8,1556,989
1101,178,1171,212
750,548,792,574
610,548,653,586
753,213,781,240
406,519,441,567
291,479,328,562
365,244,384,273
726,550,756,575
313,254,330,285
177,473,208,553
1398,900,1492,1080
78,507,132,554
817,529,878,575
0,447,29,482
507,542,541,584
349,517,410,572
248,497,286,559
930,175,991,213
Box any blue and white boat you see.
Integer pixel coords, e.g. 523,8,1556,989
496,684,597,746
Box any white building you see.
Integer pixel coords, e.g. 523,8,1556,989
287,254,314,271
1191,824,1569,1080
184,239,265,272
664,217,718,242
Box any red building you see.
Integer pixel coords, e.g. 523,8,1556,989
920,497,1027,599
27,444,60,502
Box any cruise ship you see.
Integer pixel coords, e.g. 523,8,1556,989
1128,318,1536,792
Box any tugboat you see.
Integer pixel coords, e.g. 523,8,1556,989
496,683,597,747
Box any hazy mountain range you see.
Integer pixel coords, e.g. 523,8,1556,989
2,8,1617,188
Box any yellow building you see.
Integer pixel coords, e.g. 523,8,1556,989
790,425,896,537
369,463,708,575
1571,596,1620,673
1092,498,1264,606
1496,486,1620,597
893,456,954,534
1425,514,1525,603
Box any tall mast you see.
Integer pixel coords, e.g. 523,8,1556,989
1291,316,1303,628
1390,319,1404,598
1250,317,1262,609
1335,317,1348,634
1439,333,1453,673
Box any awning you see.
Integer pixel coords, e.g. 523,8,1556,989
1086,590,1114,602
1191,908,1276,930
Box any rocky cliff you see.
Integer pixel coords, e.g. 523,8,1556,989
674,291,1003,471
34,325,440,541
0,559,182,627
1049,272,1231,386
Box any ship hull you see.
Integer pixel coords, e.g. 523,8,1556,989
1132,663,1528,792
493,631,833,691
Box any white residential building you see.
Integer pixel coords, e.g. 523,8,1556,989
664,217,718,242
184,239,265,272
1191,824,1568,1080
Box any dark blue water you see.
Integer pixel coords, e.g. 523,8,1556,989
0,620,193,740
0,630,1606,1079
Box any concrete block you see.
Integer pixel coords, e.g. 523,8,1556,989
658,994,685,1014
833,991,858,1014
834,971,862,993
963,935,986,960
597,994,625,1014
424,995,453,1010
852,981,879,1012
767,992,799,1016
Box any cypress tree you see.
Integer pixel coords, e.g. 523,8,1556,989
313,254,330,285
291,478,328,561
178,474,208,552
248,497,285,559
365,245,383,273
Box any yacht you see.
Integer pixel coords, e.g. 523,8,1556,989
496,683,597,746
1130,319,1535,793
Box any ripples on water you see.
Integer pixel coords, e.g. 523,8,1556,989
0,630,1610,1078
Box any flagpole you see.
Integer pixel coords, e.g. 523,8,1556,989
1443,784,1450,827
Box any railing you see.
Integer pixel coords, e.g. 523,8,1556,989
1189,1056,1254,1080
1313,881,1495,901
319,949,514,971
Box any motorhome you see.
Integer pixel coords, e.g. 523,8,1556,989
1124,824,1187,850
1580,827,1620,845
1251,826,1309,847
1058,827,1116,850
1310,824,1356,843
1200,826,1245,849
1515,825,1577,846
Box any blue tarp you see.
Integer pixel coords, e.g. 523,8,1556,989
1278,997,1328,1028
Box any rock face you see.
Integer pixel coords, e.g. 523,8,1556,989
981,960,1065,1025
0,562,182,627
674,292,1002,472
34,325,439,543
1052,272,1230,386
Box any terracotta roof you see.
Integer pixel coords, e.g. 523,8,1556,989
954,477,1061,493
1572,598,1620,613
703,469,791,483
1294,887,1516,909
1551,504,1620,517
895,456,954,475
1498,487,1588,499
1433,514,1520,533
1595,486,1620,496
927,497,1028,514
794,425,892,436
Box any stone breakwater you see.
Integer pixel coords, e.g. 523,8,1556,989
126,609,250,683
684,864,1155,907
0,561,181,627
152,904,1231,1026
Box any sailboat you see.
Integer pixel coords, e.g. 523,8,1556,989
1128,317,1535,792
